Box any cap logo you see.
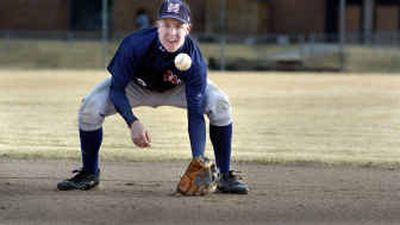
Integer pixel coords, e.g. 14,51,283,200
167,3,180,14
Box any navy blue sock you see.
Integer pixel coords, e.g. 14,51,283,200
79,128,102,176
210,124,232,173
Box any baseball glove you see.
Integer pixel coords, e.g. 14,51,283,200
176,156,217,196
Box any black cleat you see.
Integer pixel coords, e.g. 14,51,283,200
57,169,99,191
217,170,249,194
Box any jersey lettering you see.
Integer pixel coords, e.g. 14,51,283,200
163,70,182,85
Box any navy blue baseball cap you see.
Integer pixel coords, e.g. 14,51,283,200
158,0,191,24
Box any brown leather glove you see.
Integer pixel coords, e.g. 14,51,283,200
176,156,217,196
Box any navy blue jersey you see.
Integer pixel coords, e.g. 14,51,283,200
107,27,207,154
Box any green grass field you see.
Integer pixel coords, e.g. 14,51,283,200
0,70,399,168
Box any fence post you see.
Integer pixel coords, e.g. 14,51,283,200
219,0,226,71
339,0,347,72
101,0,109,69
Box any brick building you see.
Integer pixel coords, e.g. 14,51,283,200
0,0,399,35
0,0,70,30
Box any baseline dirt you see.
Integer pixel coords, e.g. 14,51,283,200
1,159,399,225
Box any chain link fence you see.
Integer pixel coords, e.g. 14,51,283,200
1,30,400,72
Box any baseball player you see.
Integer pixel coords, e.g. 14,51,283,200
57,0,249,194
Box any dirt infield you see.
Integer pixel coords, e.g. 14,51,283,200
1,159,399,225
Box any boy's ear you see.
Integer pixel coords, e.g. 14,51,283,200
155,20,161,27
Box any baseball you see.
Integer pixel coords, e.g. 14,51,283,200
174,53,192,71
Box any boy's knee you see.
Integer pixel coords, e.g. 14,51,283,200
207,95,232,126
78,97,105,131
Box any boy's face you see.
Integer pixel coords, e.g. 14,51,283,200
157,18,191,53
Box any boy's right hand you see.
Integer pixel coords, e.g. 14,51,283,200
130,120,151,148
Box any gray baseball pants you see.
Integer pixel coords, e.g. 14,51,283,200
78,78,232,131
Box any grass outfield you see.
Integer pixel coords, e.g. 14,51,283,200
0,70,399,167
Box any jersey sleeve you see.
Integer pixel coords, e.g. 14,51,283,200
107,39,138,126
184,50,208,157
